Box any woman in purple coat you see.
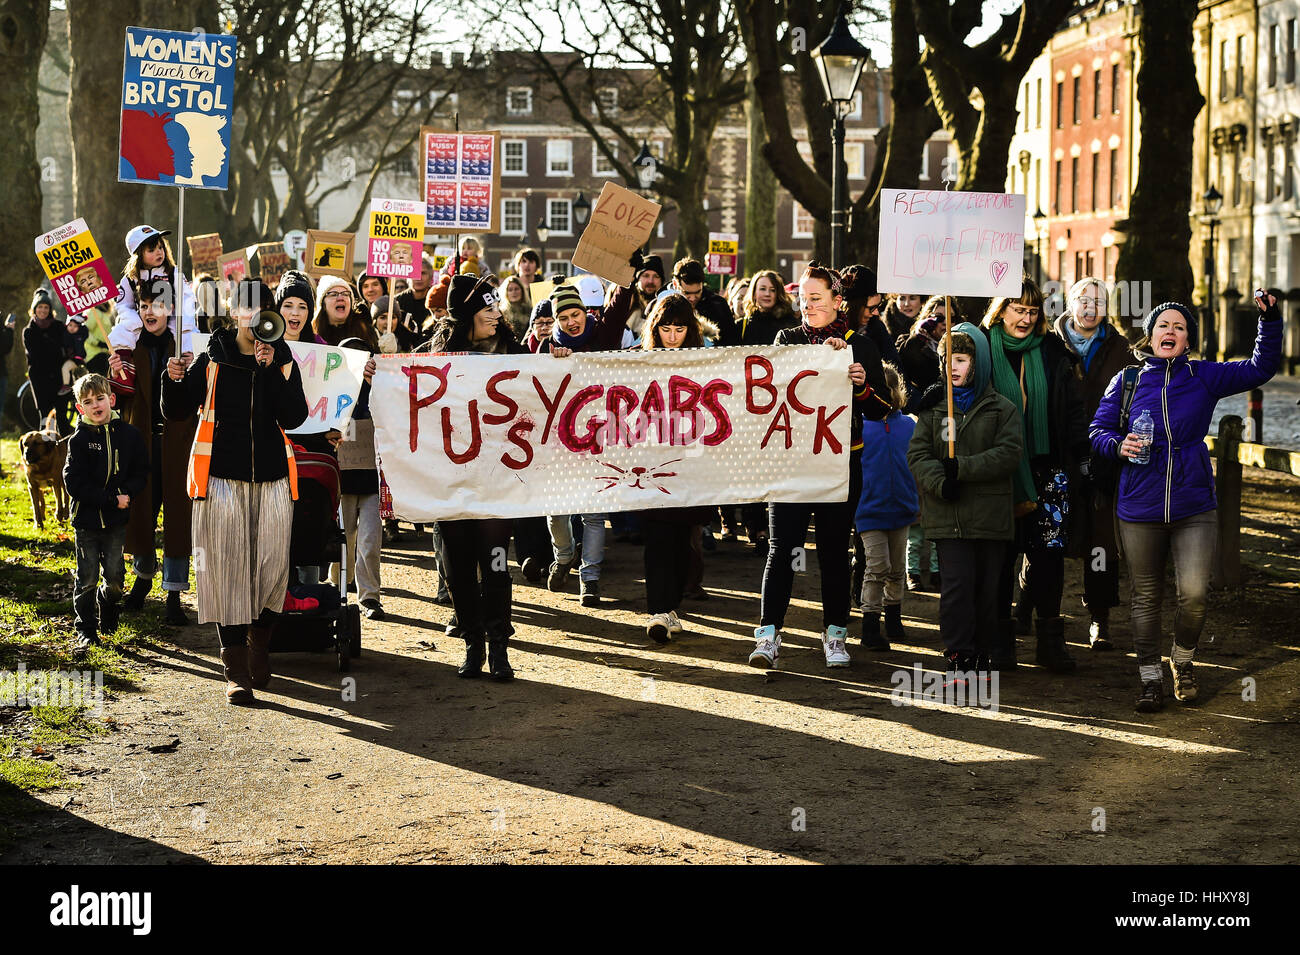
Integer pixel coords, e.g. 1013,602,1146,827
1090,293,1281,713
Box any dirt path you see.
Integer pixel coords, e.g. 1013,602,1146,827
7,474,1300,865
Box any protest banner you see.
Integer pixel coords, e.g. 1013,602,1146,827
420,127,500,232
35,219,121,316
366,198,426,281
218,249,250,288
256,243,291,288
186,233,223,277
876,189,1026,297
707,232,739,275
368,344,851,521
571,182,661,286
305,230,355,280
337,418,376,471
431,245,455,271
193,333,369,434
118,27,237,189
283,229,308,269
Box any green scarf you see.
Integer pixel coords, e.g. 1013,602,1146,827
989,324,1050,504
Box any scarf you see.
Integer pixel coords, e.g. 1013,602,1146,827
951,384,977,413
1065,319,1105,373
801,315,849,345
989,324,1050,505
552,313,599,350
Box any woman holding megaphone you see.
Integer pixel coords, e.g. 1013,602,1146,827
163,279,310,705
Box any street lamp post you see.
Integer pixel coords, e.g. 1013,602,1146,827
1201,185,1224,359
811,4,870,270
536,218,550,276
1032,206,1047,285
573,193,591,228
633,142,658,252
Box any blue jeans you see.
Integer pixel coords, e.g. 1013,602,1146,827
74,524,127,634
132,551,190,592
548,513,607,582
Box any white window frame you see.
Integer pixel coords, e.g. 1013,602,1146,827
502,139,527,176
507,86,533,116
547,198,573,236
501,198,526,236
792,201,815,239
592,142,617,176
546,259,571,277
844,90,863,121
546,139,573,177
844,141,866,180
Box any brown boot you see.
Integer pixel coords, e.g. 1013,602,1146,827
247,625,272,689
220,646,256,705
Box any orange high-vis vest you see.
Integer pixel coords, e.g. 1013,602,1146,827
187,361,299,501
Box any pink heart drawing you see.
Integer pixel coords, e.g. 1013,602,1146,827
990,261,1009,285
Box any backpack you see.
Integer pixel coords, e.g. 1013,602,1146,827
1093,365,1142,493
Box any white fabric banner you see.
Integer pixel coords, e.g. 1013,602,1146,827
369,345,853,521
193,333,370,434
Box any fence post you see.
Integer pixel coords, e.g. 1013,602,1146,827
1246,387,1263,442
1214,415,1243,589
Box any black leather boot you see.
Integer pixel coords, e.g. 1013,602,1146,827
884,604,906,643
860,610,887,650
457,634,486,678
122,576,151,611
990,618,1018,672
1035,615,1077,673
165,590,191,625
487,635,514,682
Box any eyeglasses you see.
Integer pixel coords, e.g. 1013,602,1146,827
1006,304,1040,318
324,290,351,300
1075,297,1105,308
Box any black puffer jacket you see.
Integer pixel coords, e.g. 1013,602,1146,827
162,326,309,484
737,306,797,347
775,324,892,453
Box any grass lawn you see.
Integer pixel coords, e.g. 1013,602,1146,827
0,434,174,846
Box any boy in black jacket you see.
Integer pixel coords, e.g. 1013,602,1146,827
62,374,149,652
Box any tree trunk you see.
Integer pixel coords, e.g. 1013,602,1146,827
0,0,50,413
744,57,777,274
1115,0,1202,316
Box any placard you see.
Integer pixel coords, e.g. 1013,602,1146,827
305,229,355,280
707,232,738,275
420,127,500,232
337,418,376,470
193,333,370,434
877,189,1026,297
369,344,852,521
217,250,250,288
186,233,223,278
256,243,291,288
571,182,661,287
366,198,426,281
34,218,121,316
118,27,237,189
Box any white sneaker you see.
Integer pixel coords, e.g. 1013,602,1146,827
666,611,684,634
822,625,851,668
749,624,781,669
646,613,672,644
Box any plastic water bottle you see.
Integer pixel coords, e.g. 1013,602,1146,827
1132,410,1154,465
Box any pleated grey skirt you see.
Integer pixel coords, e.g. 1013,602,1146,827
192,476,293,626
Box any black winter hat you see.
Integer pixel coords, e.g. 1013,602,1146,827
636,255,666,283
276,269,317,314
31,288,55,313
839,265,878,302
447,273,499,323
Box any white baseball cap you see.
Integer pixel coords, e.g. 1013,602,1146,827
126,224,172,255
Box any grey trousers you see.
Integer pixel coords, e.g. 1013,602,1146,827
1118,509,1217,666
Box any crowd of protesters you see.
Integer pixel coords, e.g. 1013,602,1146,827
15,221,1283,715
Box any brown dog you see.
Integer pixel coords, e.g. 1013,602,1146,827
20,411,69,530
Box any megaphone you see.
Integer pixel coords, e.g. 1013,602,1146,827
252,309,286,343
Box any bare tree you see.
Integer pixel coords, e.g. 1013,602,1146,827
1114,0,1201,317
0,0,51,410
504,0,747,260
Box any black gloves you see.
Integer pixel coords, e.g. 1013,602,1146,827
940,457,960,501
1256,291,1283,322
629,248,646,272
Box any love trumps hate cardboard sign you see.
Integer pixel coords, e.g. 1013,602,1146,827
876,189,1026,298
368,344,853,521
571,182,662,286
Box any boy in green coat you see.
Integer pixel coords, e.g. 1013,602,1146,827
907,323,1023,689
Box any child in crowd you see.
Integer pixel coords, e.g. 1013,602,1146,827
62,374,149,653
58,316,89,395
855,364,919,651
107,225,197,355
907,324,1023,697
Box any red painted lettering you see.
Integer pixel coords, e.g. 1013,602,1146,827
786,369,817,415
745,356,777,414
760,402,793,450
558,384,606,454
699,379,734,446
442,401,482,463
668,375,703,444
605,384,638,448
404,363,450,452
484,370,520,425
813,403,846,454
532,373,571,444
501,415,535,470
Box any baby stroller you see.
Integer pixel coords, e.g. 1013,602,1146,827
269,439,362,671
